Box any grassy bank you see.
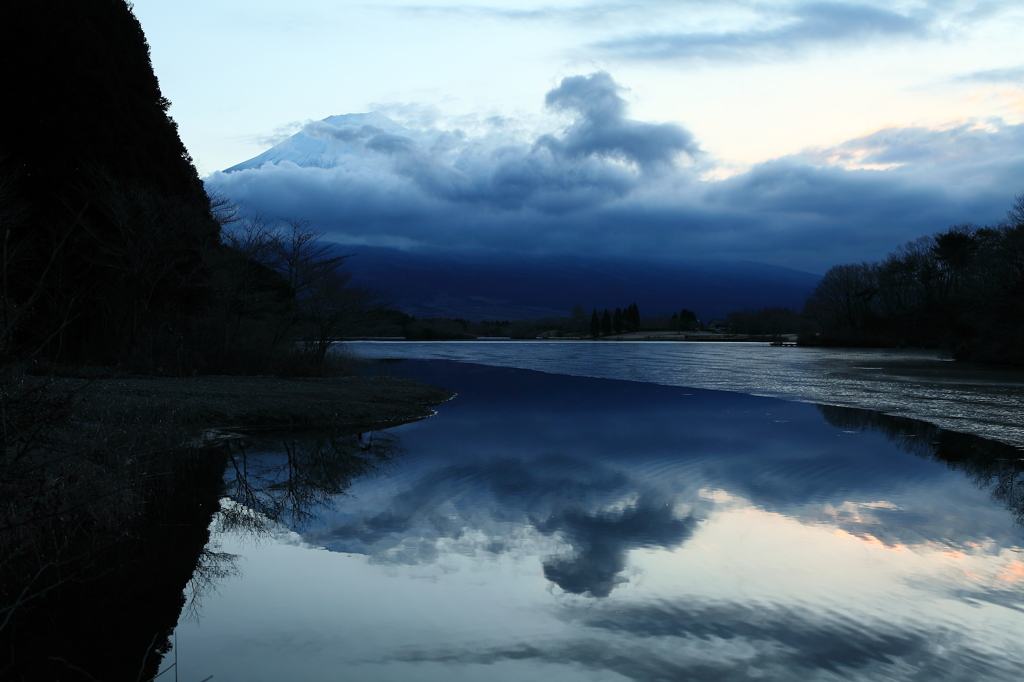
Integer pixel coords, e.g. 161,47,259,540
53,373,455,438
1,372,453,680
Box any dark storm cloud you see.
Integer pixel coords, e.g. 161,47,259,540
690,121,1024,263
538,72,700,170
293,74,692,213
593,2,932,61
207,75,1024,272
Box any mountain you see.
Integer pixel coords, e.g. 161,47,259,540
222,113,821,320
225,112,424,171
343,247,820,321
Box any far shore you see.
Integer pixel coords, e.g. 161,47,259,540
342,332,783,342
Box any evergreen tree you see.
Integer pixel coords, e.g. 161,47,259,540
626,302,640,331
601,309,612,336
671,312,679,330
590,309,600,337
613,307,624,334
679,308,698,330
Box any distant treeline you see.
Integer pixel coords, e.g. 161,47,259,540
802,196,1024,365
360,303,809,340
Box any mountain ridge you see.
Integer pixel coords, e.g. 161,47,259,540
221,113,822,319
225,112,421,172
342,246,820,321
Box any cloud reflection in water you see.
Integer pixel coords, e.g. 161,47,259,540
190,361,1024,681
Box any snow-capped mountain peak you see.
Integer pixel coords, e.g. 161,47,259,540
224,112,416,172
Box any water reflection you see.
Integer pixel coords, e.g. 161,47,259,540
818,405,1024,526
348,341,1024,447
306,361,1023,582
219,431,403,533
174,362,1024,681
538,500,697,597
0,445,228,682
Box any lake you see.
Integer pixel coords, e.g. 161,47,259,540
164,342,1024,681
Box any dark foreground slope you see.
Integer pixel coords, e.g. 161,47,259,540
0,4,457,679
0,0,219,365
0,374,452,681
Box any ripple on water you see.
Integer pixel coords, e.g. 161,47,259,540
347,341,1024,446
164,352,1024,682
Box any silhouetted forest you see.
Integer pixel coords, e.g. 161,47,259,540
1,0,217,367
382,304,809,340
802,198,1024,365
0,2,385,374
0,3,396,679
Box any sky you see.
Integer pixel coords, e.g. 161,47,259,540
132,0,1024,272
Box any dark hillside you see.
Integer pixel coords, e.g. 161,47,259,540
0,0,219,364
344,247,821,321
0,1,206,199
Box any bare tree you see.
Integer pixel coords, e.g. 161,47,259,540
803,262,878,336
220,214,393,369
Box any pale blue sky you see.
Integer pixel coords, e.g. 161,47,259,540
135,0,1024,174
132,0,1024,269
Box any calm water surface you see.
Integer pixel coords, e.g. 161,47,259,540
165,345,1024,681
348,341,1024,446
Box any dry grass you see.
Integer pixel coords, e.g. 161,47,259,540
47,374,455,439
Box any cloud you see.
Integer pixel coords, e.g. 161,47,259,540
537,500,698,596
307,453,636,548
286,73,694,213
806,121,1024,168
388,1,686,25
538,72,701,170
388,599,1012,681
561,600,1012,679
305,450,700,595
217,73,699,215
953,65,1024,84
592,2,933,61
253,120,310,148
208,74,1024,272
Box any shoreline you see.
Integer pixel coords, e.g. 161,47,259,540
48,374,455,441
344,341,1024,448
343,333,762,342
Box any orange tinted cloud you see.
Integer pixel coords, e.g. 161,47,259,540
996,560,1024,583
